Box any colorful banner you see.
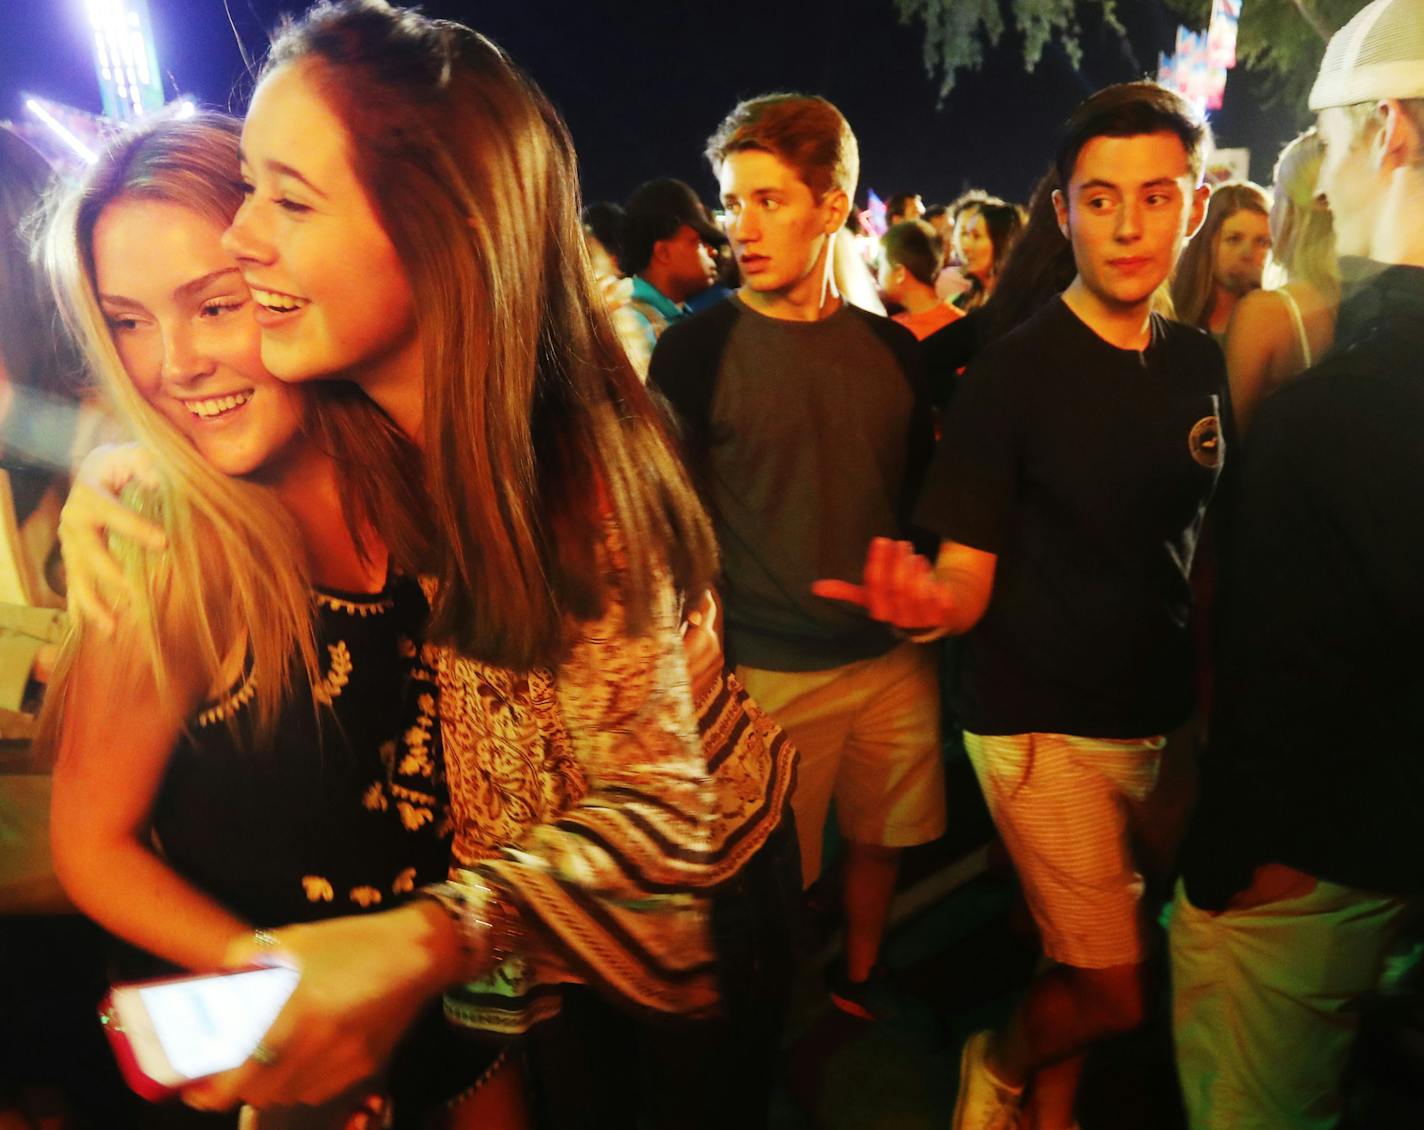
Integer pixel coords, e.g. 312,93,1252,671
1158,0,1243,115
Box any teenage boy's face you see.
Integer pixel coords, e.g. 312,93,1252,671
1054,130,1207,311
718,149,844,297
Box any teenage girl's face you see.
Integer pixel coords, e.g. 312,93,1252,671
954,209,994,281
93,199,305,478
1211,208,1271,296
224,62,418,393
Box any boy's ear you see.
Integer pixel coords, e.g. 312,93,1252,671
822,187,851,234
1052,188,1070,239
1185,182,1211,239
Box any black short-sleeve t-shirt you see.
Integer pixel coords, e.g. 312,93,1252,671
914,297,1225,737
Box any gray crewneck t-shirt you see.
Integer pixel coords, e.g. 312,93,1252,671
695,295,925,672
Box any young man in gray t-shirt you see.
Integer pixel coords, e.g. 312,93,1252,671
652,93,944,1023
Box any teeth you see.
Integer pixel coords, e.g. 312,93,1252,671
250,287,309,312
186,391,254,419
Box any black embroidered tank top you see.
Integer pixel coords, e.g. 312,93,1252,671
149,575,451,928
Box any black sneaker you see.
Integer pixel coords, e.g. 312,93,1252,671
825,962,934,1030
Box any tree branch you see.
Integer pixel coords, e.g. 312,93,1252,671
1288,0,1332,43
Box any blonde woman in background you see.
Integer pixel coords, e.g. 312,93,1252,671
1223,131,1340,435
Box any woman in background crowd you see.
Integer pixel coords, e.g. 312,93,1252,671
1170,180,1272,341
952,197,1025,311
924,173,1070,406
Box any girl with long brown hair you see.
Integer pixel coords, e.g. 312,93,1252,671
63,3,797,1125
1169,180,1272,338
952,198,1025,311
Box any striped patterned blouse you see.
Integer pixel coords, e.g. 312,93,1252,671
420,530,796,1034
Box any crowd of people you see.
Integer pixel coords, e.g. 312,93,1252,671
1,0,1421,1127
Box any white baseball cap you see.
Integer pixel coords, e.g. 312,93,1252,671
1308,0,1424,111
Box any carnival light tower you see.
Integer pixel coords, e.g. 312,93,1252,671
11,0,185,171
85,0,164,121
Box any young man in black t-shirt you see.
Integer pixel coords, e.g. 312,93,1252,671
817,83,1222,1130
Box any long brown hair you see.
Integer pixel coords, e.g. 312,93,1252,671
1170,181,1271,330
956,199,1025,310
262,2,716,668
977,171,1075,342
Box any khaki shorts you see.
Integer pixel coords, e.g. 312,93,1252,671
965,730,1165,969
738,642,945,887
1171,877,1413,1130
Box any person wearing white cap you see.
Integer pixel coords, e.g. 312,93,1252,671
1170,2,1424,1127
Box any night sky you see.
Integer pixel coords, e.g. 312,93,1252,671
2,1,1310,209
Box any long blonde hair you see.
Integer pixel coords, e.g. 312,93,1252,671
1268,130,1339,299
1170,181,1271,329
40,114,320,740
264,1,717,668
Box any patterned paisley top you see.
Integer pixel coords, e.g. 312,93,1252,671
425,528,798,1034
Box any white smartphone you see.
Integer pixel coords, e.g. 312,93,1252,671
102,965,301,1099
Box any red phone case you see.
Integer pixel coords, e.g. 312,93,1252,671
99,964,283,1101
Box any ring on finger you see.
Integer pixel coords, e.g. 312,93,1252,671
251,1040,280,1067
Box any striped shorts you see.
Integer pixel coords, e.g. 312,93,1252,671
965,730,1165,969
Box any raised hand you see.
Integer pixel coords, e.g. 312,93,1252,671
811,537,955,633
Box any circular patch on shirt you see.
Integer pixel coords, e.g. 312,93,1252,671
1188,415,1222,469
